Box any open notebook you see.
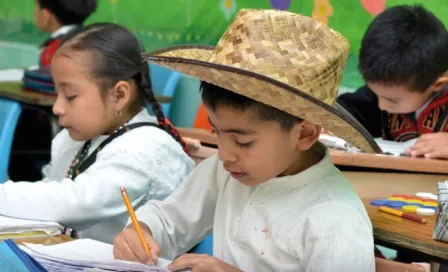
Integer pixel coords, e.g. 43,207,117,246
319,134,417,156
20,239,176,272
0,215,63,239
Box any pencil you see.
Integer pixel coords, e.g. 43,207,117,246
379,206,427,224
120,187,153,259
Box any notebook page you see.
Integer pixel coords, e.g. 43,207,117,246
319,133,417,155
0,69,23,82
21,239,171,272
0,215,62,233
374,138,417,155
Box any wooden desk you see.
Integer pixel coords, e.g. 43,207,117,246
332,150,448,174
344,171,446,199
179,127,448,174
364,199,448,261
0,81,173,107
344,171,448,261
0,81,55,106
0,80,174,138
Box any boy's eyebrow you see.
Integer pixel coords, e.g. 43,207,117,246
378,95,399,102
208,117,256,135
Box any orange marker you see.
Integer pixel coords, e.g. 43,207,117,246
120,187,153,260
379,206,426,224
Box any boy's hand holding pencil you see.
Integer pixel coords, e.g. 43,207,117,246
113,222,160,265
114,187,160,265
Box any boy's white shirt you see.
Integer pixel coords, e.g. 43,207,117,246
51,24,77,38
134,143,375,272
0,108,194,244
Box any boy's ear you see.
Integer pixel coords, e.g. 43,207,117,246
41,8,54,27
293,121,321,151
109,80,132,111
429,74,448,92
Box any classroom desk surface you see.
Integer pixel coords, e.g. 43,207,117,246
364,199,448,261
12,235,72,246
179,127,448,174
0,81,173,107
344,171,448,260
0,81,55,106
344,171,446,199
6,175,446,259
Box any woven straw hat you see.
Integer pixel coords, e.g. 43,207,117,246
143,9,382,153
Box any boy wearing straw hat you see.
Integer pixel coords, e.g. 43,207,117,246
113,9,379,271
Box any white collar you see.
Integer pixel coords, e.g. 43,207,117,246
91,108,157,142
51,25,78,38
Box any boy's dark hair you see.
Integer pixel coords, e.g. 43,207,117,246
37,0,97,25
58,23,188,153
359,5,448,92
201,81,302,130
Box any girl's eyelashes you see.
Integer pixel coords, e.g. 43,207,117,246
66,95,77,101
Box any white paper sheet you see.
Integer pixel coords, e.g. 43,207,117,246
21,239,173,272
0,215,62,235
319,134,417,156
0,68,23,82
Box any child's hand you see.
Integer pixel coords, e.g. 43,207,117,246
168,254,242,272
113,222,160,265
407,132,448,159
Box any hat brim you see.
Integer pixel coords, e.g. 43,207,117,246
143,45,382,153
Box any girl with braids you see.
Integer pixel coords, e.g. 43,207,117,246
0,23,194,243
138,62,187,152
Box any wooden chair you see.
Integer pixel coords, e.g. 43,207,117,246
0,98,22,182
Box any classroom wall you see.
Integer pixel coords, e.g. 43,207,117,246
1,0,446,54
0,0,446,126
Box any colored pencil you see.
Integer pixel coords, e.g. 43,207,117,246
379,206,427,224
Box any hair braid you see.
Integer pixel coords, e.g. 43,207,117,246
139,68,188,154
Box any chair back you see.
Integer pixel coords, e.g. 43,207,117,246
149,64,181,117
189,233,213,255
0,98,22,182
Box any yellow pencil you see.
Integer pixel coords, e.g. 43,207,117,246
120,187,152,259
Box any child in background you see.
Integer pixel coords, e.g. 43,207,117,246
337,5,448,159
0,23,194,244
34,0,97,68
113,9,377,272
9,0,97,180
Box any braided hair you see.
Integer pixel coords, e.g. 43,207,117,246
136,65,188,154
57,22,188,154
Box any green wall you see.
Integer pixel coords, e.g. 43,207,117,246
1,0,447,55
